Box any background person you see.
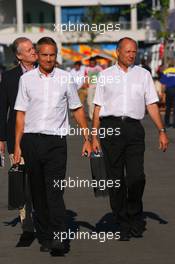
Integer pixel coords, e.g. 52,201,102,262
84,57,102,120
0,37,37,246
160,60,175,128
70,61,85,90
70,61,87,104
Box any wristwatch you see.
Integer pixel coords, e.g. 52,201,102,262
159,128,166,133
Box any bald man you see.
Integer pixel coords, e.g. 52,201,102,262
92,37,168,240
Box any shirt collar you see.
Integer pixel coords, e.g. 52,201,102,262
37,67,56,78
20,63,35,74
115,62,134,73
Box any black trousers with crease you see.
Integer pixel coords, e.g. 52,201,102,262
100,116,145,230
21,133,67,242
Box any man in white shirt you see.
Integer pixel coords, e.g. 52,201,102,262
13,37,91,255
70,61,85,90
70,61,87,105
92,37,168,241
85,57,102,120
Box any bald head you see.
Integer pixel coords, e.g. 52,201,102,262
117,37,137,50
116,37,137,71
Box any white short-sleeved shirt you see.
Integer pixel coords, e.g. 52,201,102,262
14,67,82,135
93,64,159,120
70,66,85,90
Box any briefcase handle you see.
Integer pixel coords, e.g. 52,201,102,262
9,164,25,172
10,164,20,172
91,151,104,158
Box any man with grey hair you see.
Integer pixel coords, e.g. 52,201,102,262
0,37,37,246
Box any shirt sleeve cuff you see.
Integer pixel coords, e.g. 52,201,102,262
69,103,82,110
14,105,27,111
93,100,102,106
146,98,159,106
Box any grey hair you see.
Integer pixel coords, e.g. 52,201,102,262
12,37,31,55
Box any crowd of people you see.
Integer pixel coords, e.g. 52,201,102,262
0,36,169,257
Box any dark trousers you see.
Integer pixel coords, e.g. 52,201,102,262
100,116,145,229
165,87,175,126
21,133,67,242
22,174,34,233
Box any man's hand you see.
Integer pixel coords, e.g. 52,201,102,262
13,145,22,164
14,111,25,164
159,132,169,152
0,141,5,154
82,140,92,158
147,103,169,152
92,137,101,154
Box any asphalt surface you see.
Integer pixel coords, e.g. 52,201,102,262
0,115,175,264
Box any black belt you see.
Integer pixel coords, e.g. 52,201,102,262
100,116,139,122
24,133,65,137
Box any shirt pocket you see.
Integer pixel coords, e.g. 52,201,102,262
50,91,66,108
131,84,144,100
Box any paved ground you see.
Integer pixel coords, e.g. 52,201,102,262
0,115,175,264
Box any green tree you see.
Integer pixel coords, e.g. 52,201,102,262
81,5,107,54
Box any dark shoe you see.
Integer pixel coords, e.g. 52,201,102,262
16,231,35,247
40,245,50,252
130,226,144,238
118,222,131,241
119,226,131,241
40,240,51,252
130,219,146,238
119,231,131,241
50,240,65,257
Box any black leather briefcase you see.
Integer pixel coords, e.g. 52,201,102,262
8,164,26,210
90,152,108,197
